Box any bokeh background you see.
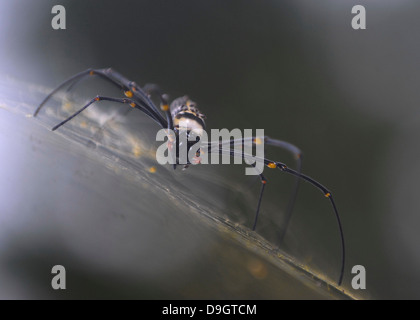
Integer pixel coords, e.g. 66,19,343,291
1,0,420,299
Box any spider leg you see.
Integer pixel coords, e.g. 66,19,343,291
206,138,269,231
34,69,95,117
261,137,303,241
34,68,167,128
63,70,133,139
51,95,164,131
90,69,166,123
210,136,302,240
250,164,267,231
209,147,344,286
272,161,345,286
142,83,176,169
142,83,174,130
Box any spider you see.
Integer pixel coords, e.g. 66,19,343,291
33,68,345,286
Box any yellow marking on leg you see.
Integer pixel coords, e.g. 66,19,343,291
267,162,277,169
129,102,136,108
161,104,169,111
325,192,331,198
124,90,133,98
253,137,263,145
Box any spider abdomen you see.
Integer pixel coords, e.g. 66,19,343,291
170,96,206,133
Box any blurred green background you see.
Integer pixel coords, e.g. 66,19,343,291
1,0,420,299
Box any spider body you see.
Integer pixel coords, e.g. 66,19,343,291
170,96,206,133
170,96,206,168
33,68,345,286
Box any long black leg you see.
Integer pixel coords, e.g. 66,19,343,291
34,69,95,117
51,96,164,131
208,136,302,239
34,68,167,128
142,84,174,130
143,83,177,169
209,147,345,286
93,69,166,125
273,161,345,286
263,137,302,241
252,167,267,231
